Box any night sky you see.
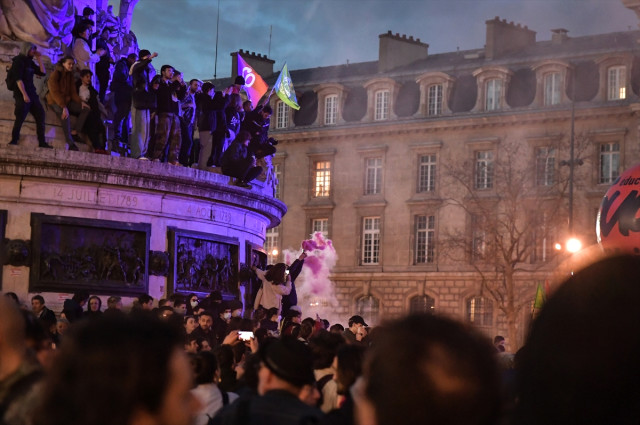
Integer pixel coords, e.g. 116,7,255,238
111,0,639,81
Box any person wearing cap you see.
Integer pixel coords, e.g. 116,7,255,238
212,337,323,425
343,315,369,346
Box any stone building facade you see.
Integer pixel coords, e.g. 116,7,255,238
256,16,640,348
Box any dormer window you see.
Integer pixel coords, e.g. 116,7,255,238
532,60,570,107
485,79,502,111
472,66,512,112
374,90,390,121
608,66,626,100
544,73,561,106
363,78,399,121
325,95,338,125
416,72,455,117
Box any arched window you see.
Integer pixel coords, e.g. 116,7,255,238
466,296,493,327
409,294,435,314
356,295,380,326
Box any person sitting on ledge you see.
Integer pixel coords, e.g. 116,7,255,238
220,130,262,189
46,56,89,151
76,69,108,154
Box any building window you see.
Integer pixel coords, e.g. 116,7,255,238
466,296,493,327
475,151,494,190
362,217,380,265
364,157,383,195
608,66,626,100
374,90,390,121
532,220,555,263
325,94,337,125
312,218,329,238
356,295,380,326
536,147,555,186
409,295,435,314
313,161,331,197
427,84,443,116
273,163,282,199
544,72,561,106
471,214,486,261
415,215,435,264
417,154,436,193
275,101,289,129
599,142,620,184
485,79,501,111
265,227,279,264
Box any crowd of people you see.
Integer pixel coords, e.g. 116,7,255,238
3,254,640,425
7,9,275,188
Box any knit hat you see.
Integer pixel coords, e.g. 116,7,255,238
259,337,315,387
234,75,246,86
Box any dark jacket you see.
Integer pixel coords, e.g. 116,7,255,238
196,91,228,132
220,140,251,170
12,47,45,95
154,79,185,115
109,58,133,102
212,390,323,425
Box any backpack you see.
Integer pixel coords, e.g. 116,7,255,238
5,56,19,91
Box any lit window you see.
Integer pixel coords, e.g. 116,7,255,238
466,296,493,327
536,147,555,186
608,66,626,100
415,215,435,264
374,90,390,121
276,101,289,129
544,72,561,106
325,95,337,125
475,151,494,190
312,218,329,238
409,295,435,314
362,217,380,265
273,163,282,199
313,161,331,197
428,84,443,116
599,142,620,184
365,157,383,195
265,227,279,264
485,79,501,111
418,154,436,193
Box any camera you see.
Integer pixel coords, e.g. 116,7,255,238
267,137,279,146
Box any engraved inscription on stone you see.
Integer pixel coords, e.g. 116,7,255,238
97,189,162,212
21,181,98,205
163,197,212,220
212,208,233,223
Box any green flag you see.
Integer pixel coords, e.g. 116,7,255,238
533,282,546,311
274,63,300,110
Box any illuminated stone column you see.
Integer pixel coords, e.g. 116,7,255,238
118,0,139,34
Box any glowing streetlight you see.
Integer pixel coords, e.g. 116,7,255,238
565,237,582,253
271,248,279,257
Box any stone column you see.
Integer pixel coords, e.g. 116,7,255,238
118,0,139,34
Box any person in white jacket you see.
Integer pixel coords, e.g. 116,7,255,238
72,22,105,71
252,263,292,314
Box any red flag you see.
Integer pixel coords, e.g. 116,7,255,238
237,53,268,109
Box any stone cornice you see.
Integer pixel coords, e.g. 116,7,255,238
273,102,640,143
0,147,287,228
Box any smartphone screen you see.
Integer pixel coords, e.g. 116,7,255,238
238,331,254,341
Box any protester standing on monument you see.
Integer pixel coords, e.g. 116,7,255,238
7,42,51,148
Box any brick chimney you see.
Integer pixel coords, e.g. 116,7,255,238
378,31,429,73
485,17,536,60
551,28,570,44
231,50,275,78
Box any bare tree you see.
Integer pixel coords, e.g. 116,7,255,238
441,137,571,347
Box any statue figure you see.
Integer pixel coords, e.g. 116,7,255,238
0,0,75,48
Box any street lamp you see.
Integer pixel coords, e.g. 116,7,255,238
559,65,584,250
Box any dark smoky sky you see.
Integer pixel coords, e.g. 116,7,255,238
109,0,639,81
